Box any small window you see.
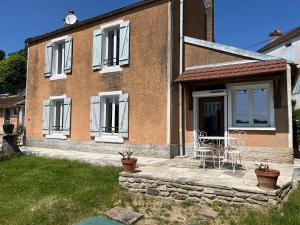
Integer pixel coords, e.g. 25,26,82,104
101,95,119,134
51,99,64,133
104,28,120,68
12,107,18,116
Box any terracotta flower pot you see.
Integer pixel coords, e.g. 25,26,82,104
121,158,137,173
255,168,280,190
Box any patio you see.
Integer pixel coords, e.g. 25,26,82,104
119,157,293,207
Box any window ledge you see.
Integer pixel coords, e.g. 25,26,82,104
229,127,276,131
45,134,67,140
50,73,67,81
100,66,122,74
95,135,124,144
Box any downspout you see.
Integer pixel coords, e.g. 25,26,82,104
287,64,293,149
179,0,184,156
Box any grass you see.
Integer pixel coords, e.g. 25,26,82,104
0,155,125,225
215,184,300,225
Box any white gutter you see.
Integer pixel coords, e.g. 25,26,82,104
179,0,184,156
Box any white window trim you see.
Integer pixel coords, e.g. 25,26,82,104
97,90,124,143
45,95,67,140
227,81,275,130
99,20,124,74
50,35,70,80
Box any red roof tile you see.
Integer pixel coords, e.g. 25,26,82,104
176,60,287,83
0,95,25,108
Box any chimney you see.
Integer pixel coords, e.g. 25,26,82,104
269,29,283,43
204,0,215,42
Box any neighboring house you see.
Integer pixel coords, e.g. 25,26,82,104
259,28,300,109
25,0,296,163
0,92,25,133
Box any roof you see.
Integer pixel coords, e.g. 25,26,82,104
258,26,300,53
175,60,287,83
0,95,25,108
25,0,162,44
184,36,278,61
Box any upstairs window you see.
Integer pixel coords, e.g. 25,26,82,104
92,20,130,73
44,36,73,80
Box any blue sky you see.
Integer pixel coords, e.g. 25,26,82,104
1,0,299,54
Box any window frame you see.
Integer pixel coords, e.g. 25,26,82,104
50,35,69,80
228,81,275,129
45,95,67,140
95,91,124,143
99,20,123,74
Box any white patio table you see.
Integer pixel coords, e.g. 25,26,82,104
198,136,238,170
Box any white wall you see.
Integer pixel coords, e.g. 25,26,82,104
263,35,300,109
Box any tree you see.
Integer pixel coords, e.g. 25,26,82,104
0,47,27,94
0,50,5,60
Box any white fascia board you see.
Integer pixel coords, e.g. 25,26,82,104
185,60,258,71
184,36,280,61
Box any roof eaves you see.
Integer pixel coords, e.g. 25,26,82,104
184,36,279,61
25,0,161,44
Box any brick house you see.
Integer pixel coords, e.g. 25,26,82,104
25,0,296,163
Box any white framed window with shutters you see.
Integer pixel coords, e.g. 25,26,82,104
92,20,130,73
44,35,73,80
228,81,275,130
90,91,129,143
42,95,72,139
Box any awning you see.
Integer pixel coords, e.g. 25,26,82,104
175,60,287,83
0,95,25,108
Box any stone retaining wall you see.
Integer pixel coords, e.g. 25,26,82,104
26,138,179,159
119,172,292,208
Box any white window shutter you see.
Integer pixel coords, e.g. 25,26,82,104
90,96,101,137
92,29,103,70
119,21,130,66
62,97,72,136
64,37,73,74
44,43,53,77
42,99,51,134
119,93,129,138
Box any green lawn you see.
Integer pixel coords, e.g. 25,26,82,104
0,155,125,225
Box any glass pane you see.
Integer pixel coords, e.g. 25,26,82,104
107,30,115,66
116,30,120,65
57,43,64,74
235,90,249,124
105,98,113,133
53,100,63,131
253,88,268,124
114,98,119,133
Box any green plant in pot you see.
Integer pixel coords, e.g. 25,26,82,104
3,123,15,134
119,149,137,173
255,163,280,190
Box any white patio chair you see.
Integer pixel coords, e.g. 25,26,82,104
193,130,216,170
227,131,247,172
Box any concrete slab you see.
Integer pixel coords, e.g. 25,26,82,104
106,207,143,224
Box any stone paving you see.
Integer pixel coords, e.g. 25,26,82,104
20,146,169,167
119,157,294,207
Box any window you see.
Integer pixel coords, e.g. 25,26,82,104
51,99,64,133
42,97,72,139
104,29,120,67
101,96,119,134
90,92,129,143
44,36,73,79
231,82,274,128
11,107,18,116
92,20,130,72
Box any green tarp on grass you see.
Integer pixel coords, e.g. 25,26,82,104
75,216,123,225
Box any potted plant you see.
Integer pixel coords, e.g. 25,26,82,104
3,123,15,134
255,163,280,190
119,149,137,173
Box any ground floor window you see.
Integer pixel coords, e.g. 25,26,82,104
90,91,129,143
230,82,274,128
42,96,71,138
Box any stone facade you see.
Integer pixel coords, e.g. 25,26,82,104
119,172,292,208
26,137,179,159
